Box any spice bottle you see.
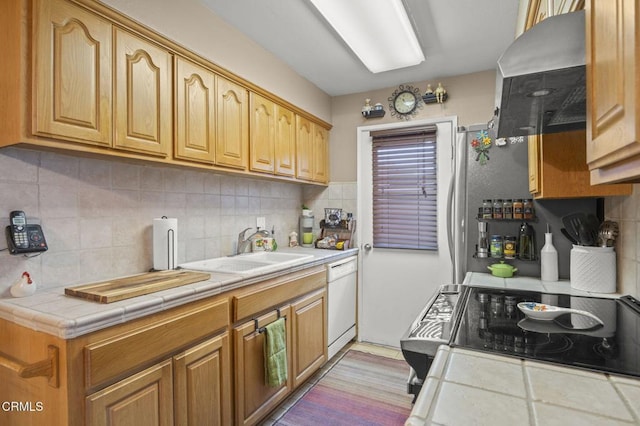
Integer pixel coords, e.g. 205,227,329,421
503,235,517,259
523,199,534,220
490,235,503,258
482,199,493,219
503,199,513,219
513,199,524,219
493,199,503,219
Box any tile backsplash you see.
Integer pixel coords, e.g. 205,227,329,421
605,186,640,298
0,147,302,295
303,181,357,243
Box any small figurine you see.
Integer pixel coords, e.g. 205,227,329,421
10,271,35,297
424,84,433,96
289,231,298,247
361,99,372,116
435,83,447,103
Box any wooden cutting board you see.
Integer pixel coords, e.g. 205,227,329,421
65,270,211,303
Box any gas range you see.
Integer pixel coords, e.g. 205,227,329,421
401,283,640,398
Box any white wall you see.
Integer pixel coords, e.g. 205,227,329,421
606,188,640,297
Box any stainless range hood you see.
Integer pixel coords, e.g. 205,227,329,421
495,10,586,138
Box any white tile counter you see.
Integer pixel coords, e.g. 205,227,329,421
406,346,640,425
406,272,640,425
0,247,357,339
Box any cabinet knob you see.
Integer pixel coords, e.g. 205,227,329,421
363,243,372,252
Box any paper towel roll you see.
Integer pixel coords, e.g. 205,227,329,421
153,217,178,270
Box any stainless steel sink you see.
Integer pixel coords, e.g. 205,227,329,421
179,252,315,276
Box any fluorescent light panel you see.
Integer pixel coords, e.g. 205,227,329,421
309,0,425,73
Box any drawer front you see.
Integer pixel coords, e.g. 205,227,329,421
233,268,326,322
85,299,228,390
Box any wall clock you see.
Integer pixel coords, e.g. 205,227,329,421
388,84,422,120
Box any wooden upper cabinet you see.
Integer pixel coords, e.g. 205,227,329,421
250,93,276,174
275,105,296,177
33,0,112,146
312,125,329,184
175,57,217,164
528,130,631,198
114,29,172,157
216,76,249,169
296,115,313,181
586,0,640,184
295,116,328,183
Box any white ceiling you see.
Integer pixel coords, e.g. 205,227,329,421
199,0,521,96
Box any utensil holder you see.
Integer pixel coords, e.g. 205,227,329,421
570,245,616,293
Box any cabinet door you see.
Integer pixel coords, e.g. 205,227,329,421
586,0,640,182
114,29,172,157
274,105,296,177
528,135,540,195
86,359,173,426
312,125,329,183
175,57,216,164
33,0,112,146
249,93,275,173
216,76,249,169
531,130,631,198
174,332,231,426
291,290,327,388
234,308,292,426
295,115,313,181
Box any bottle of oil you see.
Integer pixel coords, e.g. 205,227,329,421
541,225,558,281
518,223,536,261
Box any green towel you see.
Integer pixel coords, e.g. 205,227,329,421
264,317,287,387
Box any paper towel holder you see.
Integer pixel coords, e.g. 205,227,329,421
162,216,176,270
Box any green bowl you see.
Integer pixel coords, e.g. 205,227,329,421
487,261,518,278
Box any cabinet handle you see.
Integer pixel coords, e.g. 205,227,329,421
0,345,59,388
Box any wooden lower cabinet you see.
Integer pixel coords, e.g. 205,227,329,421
0,267,329,426
234,307,293,426
291,290,327,387
86,359,174,426
174,333,232,426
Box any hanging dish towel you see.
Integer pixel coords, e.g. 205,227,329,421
264,317,287,387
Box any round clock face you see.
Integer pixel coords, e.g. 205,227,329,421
388,85,422,119
394,91,417,114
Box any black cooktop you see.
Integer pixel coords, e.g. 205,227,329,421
451,286,640,378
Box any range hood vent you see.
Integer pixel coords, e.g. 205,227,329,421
495,10,586,138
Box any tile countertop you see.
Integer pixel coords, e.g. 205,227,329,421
406,346,640,426
0,247,357,340
406,272,640,426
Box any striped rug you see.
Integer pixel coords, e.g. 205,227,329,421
275,350,413,425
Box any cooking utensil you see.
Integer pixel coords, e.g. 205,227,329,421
562,212,587,245
487,261,518,278
597,220,619,247
517,302,604,325
582,214,600,246
561,227,578,245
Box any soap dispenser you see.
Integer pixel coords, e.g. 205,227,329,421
541,224,559,281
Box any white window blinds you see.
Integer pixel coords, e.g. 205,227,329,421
370,125,438,250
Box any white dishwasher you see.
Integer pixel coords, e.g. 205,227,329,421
327,256,358,359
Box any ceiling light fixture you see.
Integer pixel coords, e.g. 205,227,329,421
309,0,425,73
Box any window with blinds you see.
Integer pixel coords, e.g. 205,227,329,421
370,125,438,250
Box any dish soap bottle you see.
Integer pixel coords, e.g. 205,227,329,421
541,225,558,281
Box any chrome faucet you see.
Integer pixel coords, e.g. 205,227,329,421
236,227,270,255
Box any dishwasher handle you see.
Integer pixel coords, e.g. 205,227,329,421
327,257,358,282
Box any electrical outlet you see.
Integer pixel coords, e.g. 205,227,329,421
256,217,266,230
